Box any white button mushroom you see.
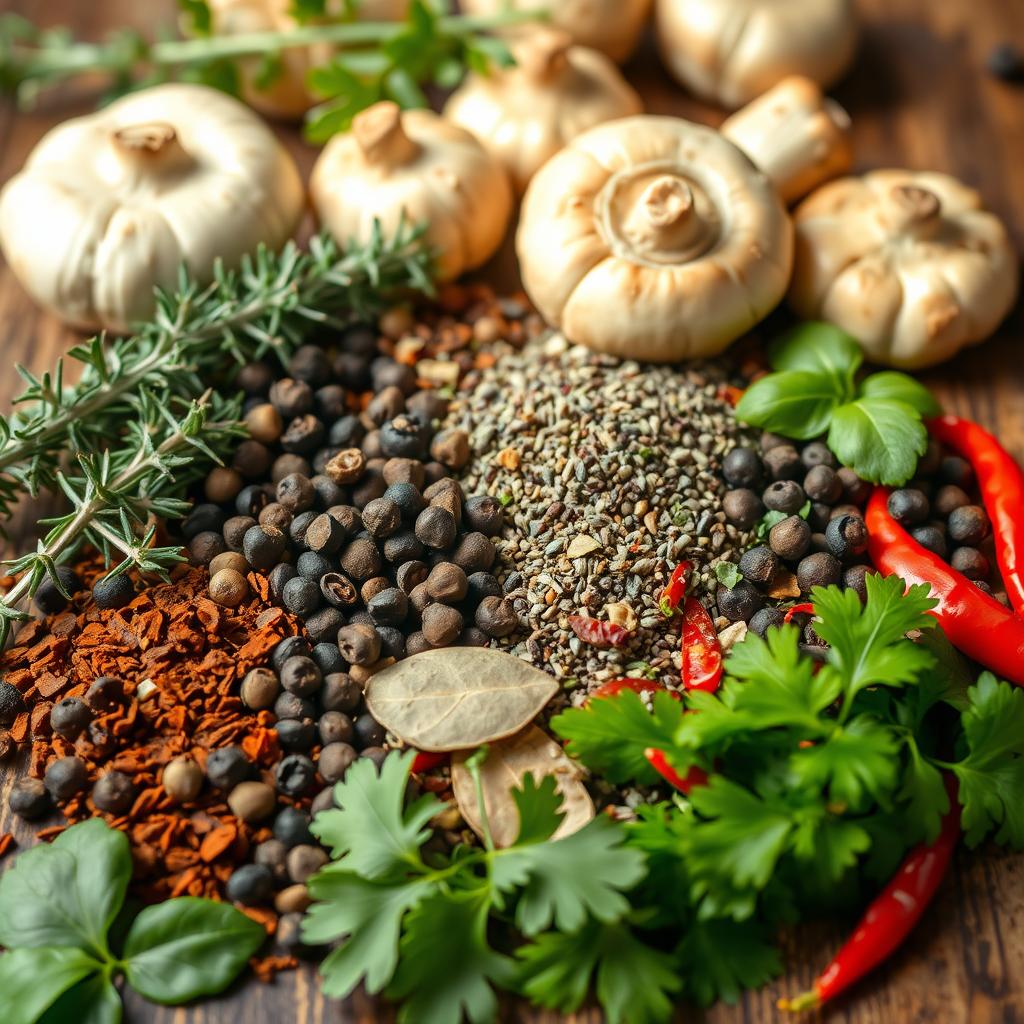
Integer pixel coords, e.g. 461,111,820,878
459,0,652,65
206,0,409,119
311,101,513,282
656,0,858,109
789,170,1020,369
516,115,793,362
443,27,643,194
0,83,305,333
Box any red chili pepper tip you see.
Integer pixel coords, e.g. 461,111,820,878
784,602,815,624
680,597,723,693
410,750,449,774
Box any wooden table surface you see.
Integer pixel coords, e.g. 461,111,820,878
1,0,1023,1021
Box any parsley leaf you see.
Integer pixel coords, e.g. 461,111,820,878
828,398,929,487
899,737,949,844
677,919,781,1006
551,690,685,784
510,772,564,845
715,562,742,589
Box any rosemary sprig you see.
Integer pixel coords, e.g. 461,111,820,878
0,224,433,522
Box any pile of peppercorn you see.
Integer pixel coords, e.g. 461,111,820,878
718,432,875,641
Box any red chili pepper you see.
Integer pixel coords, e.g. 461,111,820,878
716,384,746,408
410,750,449,774
866,487,1024,685
569,615,633,649
928,414,1024,616
644,748,708,795
784,602,815,624
590,678,682,701
680,597,723,692
779,777,960,1012
659,561,693,617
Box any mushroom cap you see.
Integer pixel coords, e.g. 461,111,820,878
311,102,513,282
459,0,652,64
789,169,1020,369
206,0,409,118
516,115,794,362
443,28,643,194
0,83,305,332
656,0,858,109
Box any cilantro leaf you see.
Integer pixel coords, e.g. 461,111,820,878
305,872,429,997
511,772,564,845
518,921,682,1024
789,810,871,882
809,575,937,703
734,369,841,440
953,673,1024,847
310,751,442,878
492,815,646,936
551,690,685,784
828,397,928,485
859,371,942,417
899,738,949,844
768,322,861,396
677,919,781,1006
715,562,742,589
387,889,513,1024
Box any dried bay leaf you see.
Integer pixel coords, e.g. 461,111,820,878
364,647,559,752
451,726,595,848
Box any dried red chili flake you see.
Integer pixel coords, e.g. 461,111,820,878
568,615,633,650
0,833,16,859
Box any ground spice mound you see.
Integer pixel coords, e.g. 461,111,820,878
448,336,754,690
0,556,299,921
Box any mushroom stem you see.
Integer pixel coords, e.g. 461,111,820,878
884,184,942,236
515,28,573,82
111,123,192,175
623,177,703,255
353,101,421,168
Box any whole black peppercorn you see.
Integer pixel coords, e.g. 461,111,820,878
948,505,989,546
283,576,322,618
254,838,289,884
383,482,426,522
769,515,812,561
844,564,877,602
465,571,503,607
206,467,243,504
837,467,871,506
238,360,275,395
305,607,346,645
475,596,518,638
223,515,256,552
50,697,92,740
206,746,252,790
803,465,843,504
407,388,449,422
938,455,974,489
288,510,319,550
10,778,51,819
340,537,383,581
226,864,274,905
274,805,315,848
415,506,457,550
375,625,407,661
383,457,426,489
333,352,373,391
934,485,970,518
289,344,331,385
409,582,435,621
243,524,287,573
801,442,836,469
717,581,764,622
722,447,764,488
379,416,428,460
280,656,323,697
463,495,504,537
748,606,786,638
91,572,136,610
311,473,345,510
738,545,780,586
825,514,869,560
763,445,803,482
406,631,433,656
353,715,386,749
44,756,89,802
235,483,270,517
366,386,407,427
303,515,345,561
270,378,314,419
321,673,361,713
372,360,417,395
459,626,490,647
269,563,299,605
988,42,1024,81
910,525,948,559
362,497,402,539
275,692,317,721
319,742,359,783
297,550,334,581
367,587,409,625
273,454,312,484
275,717,317,752
188,530,226,567
312,642,346,676
0,681,26,725
92,771,136,814
360,574,389,604
277,472,316,514
276,754,317,796
382,530,424,565
396,560,429,594
233,439,273,480
85,675,123,711
797,552,843,593
421,604,464,646
951,546,990,580
281,414,326,455
722,489,764,530
183,503,226,540
315,383,348,423
259,502,293,533
337,622,381,666
273,635,312,669
319,710,355,746
762,480,806,514
310,788,336,816
287,844,329,885
450,532,497,574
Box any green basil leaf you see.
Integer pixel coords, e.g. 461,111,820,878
123,896,265,1004
734,370,841,439
0,819,131,958
40,971,122,1024
828,399,928,485
768,323,861,398
715,563,742,590
0,947,101,1024
859,372,942,417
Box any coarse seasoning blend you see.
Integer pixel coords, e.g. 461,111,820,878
448,335,755,689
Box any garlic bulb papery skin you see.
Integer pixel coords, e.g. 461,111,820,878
207,0,409,118
789,170,1020,369
516,115,793,362
0,83,305,333
444,28,643,195
311,101,513,282
656,0,858,109
459,0,652,64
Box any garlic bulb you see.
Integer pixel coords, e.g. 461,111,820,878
516,115,793,362
444,28,642,194
207,0,409,118
0,83,305,332
311,101,513,282
656,0,858,109
789,170,1019,369
459,0,652,64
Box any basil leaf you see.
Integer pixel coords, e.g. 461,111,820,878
0,946,100,1024
123,896,265,1004
0,820,131,958
768,323,861,398
40,972,123,1024
734,370,841,439
859,372,942,417
715,563,742,590
828,399,928,485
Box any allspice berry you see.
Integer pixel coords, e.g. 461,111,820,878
421,604,464,646
339,537,383,581
318,741,358,783
450,532,496,573
426,562,468,604
162,757,204,804
44,756,89,802
228,780,278,823
414,506,457,550
475,596,519,638
92,771,136,814
209,568,250,607
0,680,26,726
337,623,381,666
244,403,284,444
209,551,250,577
241,667,280,711
286,844,329,884
9,778,51,819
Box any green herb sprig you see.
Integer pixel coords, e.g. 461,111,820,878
0,819,265,1024
734,323,941,485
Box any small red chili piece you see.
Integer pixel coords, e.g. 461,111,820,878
680,597,723,693
569,615,633,649
779,777,960,1012
590,678,682,701
784,602,815,624
410,750,449,774
716,384,746,408
644,748,708,794
659,561,693,616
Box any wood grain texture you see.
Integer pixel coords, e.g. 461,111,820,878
0,0,1022,1021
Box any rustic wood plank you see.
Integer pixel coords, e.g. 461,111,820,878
1,0,1023,1021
